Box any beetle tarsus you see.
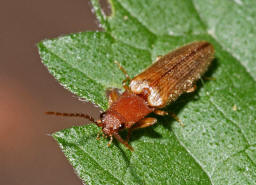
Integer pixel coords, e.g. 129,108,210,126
186,84,197,93
170,113,185,127
107,136,113,147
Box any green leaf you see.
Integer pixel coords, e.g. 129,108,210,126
38,0,256,184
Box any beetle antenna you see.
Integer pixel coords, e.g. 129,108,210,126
45,111,99,125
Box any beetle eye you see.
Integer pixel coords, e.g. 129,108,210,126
100,112,106,119
119,123,125,129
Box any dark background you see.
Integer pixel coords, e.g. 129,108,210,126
0,0,108,184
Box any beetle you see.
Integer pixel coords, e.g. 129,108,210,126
47,41,214,151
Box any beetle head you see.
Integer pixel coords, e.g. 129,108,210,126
98,112,125,136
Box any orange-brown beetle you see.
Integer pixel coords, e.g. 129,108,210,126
47,41,214,151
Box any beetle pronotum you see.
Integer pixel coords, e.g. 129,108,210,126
47,41,214,151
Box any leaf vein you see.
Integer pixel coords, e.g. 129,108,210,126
211,144,255,176
115,0,158,39
77,145,124,185
42,43,109,90
209,98,249,145
172,131,213,184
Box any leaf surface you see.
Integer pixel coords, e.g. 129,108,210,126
38,0,256,184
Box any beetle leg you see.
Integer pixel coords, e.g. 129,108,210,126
107,136,113,147
106,88,121,106
154,110,168,116
126,117,157,142
114,61,131,91
96,132,101,140
113,133,134,151
156,55,162,61
154,110,184,127
169,112,184,127
96,129,105,140
134,117,157,129
199,76,216,86
122,78,131,91
186,84,197,93
204,77,216,81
